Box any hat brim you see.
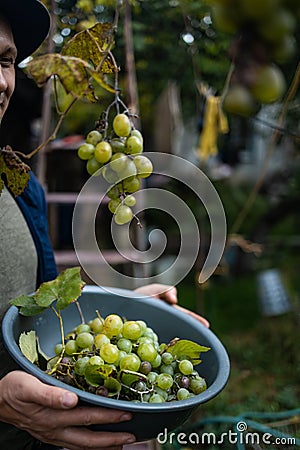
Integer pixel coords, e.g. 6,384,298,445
1,0,50,63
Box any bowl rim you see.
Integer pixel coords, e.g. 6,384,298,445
2,284,230,412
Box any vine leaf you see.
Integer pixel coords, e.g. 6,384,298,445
10,267,85,315
61,22,116,74
166,339,210,365
19,330,39,364
0,146,30,197
85,363,115,387
55,266,85,310
26,23,117,100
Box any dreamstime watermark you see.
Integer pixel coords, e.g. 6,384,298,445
72,152,227,293
157,422,296,447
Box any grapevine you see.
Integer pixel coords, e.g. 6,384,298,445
77,97,152,225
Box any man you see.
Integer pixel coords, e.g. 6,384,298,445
0,2,208,449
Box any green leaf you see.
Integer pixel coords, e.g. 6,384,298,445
19,331,38,363
167,339,210,365
34,279,59,307
104,377,121,397
0,146,30,197
56,267,85,310
10,295,46,316
84,363,115,387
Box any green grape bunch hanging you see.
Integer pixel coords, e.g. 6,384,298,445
77,108,153,225
207,0,299,117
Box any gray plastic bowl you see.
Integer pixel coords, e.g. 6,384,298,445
2,285,230,442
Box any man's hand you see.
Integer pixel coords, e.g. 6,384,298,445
0,371,136,450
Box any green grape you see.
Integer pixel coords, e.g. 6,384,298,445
271,34,296,63
144,328,155,339
160,364,174,376
154,387,168,401
136,320,147,334
74,356,90,375
108,198,122,213
110,153,128,173
100,342,120,364
151,353,162,369
75,332,94,349
125,135,143,154
113,113,132,137
114,205,133,225
102,314,123,338
123,176,141,194
130,129,143,144
94,333,110,349
134,381,147,392
78,143,95,160
124,195,136,207
54,343,63,355
190,377,207,394
86,130,102,146
117,337,132,353
110,138,126,153
178,359,194,375
89,317,103,334
119,353,141,372
94,141,112,164
147,371,158,384
161,352,174,365
177,387,190,401
137,342,157,362
76,323,91,334
118,159,137,180
149,393,165,403
89,355,104,366
222,84,259,117
122,321,143,340
133,155,153,178
258,8,296,43
251,64,286,104
137,336,153,345
102,166,120,184
156,373,174,390
86,157,102,175
107,185,121,199
65,340,78,355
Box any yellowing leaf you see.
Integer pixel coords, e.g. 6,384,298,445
0,146,30,197
27,54,97,102
19,331,38,364
61,22,116,74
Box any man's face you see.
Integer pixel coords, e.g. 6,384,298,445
0,16,17,122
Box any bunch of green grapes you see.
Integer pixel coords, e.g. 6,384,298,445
49,313,207,403
77,112,153,225
207,0,298,116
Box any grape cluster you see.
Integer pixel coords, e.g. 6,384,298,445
208,0,298,116
77,112,153,225
49,313,207,403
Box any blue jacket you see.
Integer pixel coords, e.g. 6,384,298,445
15,171,58,286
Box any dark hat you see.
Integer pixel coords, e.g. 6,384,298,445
0,0,51,63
